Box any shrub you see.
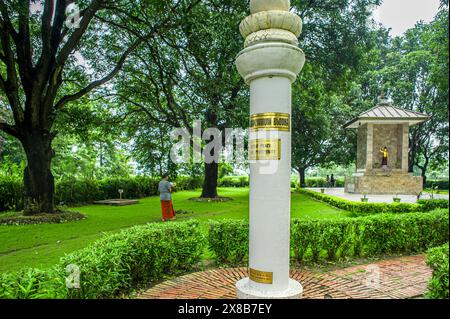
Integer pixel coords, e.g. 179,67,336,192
174,175,203,191
298,188,448,215
0,220,205,299
0,268,67,299
426,180,449,190
0,177,24,211
0,175,202,212
425,243,449,299
0,211,86,226
209,219,248,265
417,199,449,211
218,176,249,188
291,212,449,261
209,210,449,264
303,177,345,188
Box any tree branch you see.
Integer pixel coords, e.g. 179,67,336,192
0,21,24,124
54,36,143,110
56,0,104,66
0,120,20,138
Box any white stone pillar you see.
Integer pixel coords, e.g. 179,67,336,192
235,0,305,299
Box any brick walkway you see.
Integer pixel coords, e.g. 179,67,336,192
137,255,431,299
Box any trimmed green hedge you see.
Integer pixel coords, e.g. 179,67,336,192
209,219,249,264
218,176,249,188
0,177,24,212
0,220,205,299
299,188,448,215
426,180,449,190
0,175,203,212
0,211,86,226
426,243,449,299
302,177,345,188
208,210,449,263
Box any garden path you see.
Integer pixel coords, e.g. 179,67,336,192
137,254,431,299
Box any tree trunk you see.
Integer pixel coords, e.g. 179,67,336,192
299,167,306,188
201,161,218,198
422,171,427,189
21,131,55,215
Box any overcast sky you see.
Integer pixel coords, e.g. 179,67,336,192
373,0,441,36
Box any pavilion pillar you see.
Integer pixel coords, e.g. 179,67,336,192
235,0,305,299
366,123,374,171
401,123,409,172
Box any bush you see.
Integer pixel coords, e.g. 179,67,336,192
218,176,249,188
0,268,67,299
174,175,203,191
417,199,449,211
208,210,449,264
426,243,449,299
299,188,448,215
209,219,248,265
0,211,86,226
0,175,202,212
0,177,24,212
426,180,449,190
0,220,205,299
303,177,345,188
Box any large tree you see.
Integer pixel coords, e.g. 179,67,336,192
291,0,382,185
382,4,449,185
114,0,248,198
0,0,198,214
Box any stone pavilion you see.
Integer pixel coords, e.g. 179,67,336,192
344,99,430,195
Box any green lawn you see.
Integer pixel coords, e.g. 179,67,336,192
0,187,351,272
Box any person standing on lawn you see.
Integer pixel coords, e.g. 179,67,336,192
158,173,176,222
330,174,335,188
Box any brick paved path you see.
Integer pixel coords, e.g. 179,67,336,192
137,255,431,299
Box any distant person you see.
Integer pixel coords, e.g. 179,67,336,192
158,173,176,222
325,175,330,188
330,174,335,188
380,146,389,171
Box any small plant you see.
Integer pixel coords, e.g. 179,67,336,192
320,188,325,193
393,194,401,203
361,192,368,202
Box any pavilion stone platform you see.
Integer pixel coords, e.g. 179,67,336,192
344,100,430,195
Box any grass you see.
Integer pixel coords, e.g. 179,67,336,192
0,187,351,273
424,189,449,195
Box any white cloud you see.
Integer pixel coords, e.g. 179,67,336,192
373,0,441,36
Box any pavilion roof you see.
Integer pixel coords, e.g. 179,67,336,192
344,103,431,129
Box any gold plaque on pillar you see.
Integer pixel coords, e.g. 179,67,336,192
249,268,273,284
250,112,290,132
249,139,281,160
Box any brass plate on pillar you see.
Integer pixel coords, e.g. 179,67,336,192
250,112,290,132
249,139,281,160
249,268,273,284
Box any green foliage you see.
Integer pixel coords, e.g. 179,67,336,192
0,176,24,212
299,188,448,215
0,175,203,212
218,176,249,188
302,177,345,188
209,219,248,265
218,163,234,179
174,175,203,191
0,211,85,226
426,243,449,299
417,199,449,211
425,179,449,190
0,220,205,299
208,210,449,264
0,268,67,299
